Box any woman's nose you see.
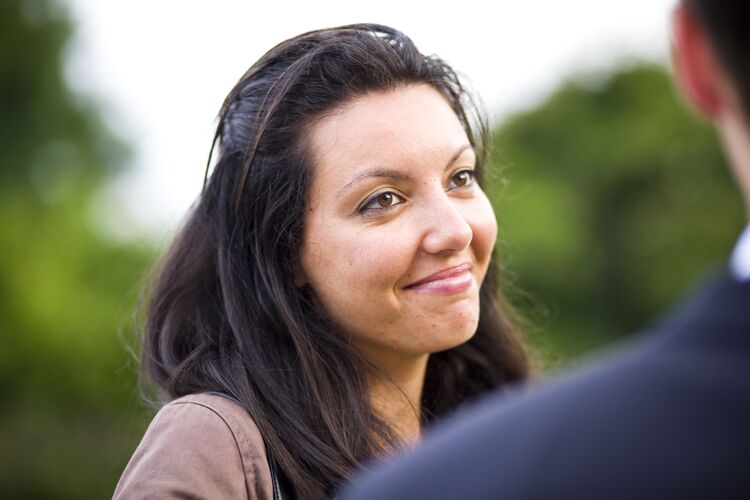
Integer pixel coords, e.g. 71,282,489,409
420,194,473,256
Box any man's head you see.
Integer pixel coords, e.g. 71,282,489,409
683,0,750,119
673,0,750,215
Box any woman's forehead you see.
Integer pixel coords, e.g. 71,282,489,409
307,84,471,180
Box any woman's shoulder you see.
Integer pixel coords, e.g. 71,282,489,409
114,393,274,500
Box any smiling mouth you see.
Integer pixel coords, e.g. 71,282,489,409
404,263,473,295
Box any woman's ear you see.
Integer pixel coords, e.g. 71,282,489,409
671,3,723,118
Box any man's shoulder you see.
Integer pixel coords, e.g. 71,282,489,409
466,273,750,496
481,271,750,426
650,270,750,350
340,273,750,500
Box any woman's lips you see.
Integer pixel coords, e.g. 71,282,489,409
404,263,473,295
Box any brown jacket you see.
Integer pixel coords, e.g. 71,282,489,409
113,393,274,499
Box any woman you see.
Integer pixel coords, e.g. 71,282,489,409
115,24,530,500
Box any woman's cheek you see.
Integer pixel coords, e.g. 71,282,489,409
471,195,498,265
347,234,410,290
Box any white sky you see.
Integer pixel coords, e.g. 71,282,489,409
63,0,676,240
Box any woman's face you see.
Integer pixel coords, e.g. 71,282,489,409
300,84,497,366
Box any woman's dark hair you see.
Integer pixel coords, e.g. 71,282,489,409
141,23,530,499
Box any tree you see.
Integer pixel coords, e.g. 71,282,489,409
0,2,153,497
488,63,745,364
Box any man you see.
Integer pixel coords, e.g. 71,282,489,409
341,1,750,498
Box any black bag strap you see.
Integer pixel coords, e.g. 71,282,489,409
266,441,295,500
203,392,295,500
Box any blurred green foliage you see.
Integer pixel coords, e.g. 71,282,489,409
488,64,745,365
1,0,746,497
1,1,154,498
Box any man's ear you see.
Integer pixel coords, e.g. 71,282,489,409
672,3,722,117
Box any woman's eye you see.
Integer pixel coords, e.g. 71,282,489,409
360,191,405,212
449,170,475,189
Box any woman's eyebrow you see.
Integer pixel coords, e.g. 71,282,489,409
447,144,474,168
337,168,412,199
336,145,475,199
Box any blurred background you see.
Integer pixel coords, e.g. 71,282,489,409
1,0,745,498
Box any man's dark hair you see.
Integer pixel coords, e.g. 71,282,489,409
686,0,750,119
140,24,530,500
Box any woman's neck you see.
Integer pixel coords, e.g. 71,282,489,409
368,353,430,447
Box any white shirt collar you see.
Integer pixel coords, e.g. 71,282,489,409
730,225,750,282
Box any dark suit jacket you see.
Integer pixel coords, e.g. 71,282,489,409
342,273,750,500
